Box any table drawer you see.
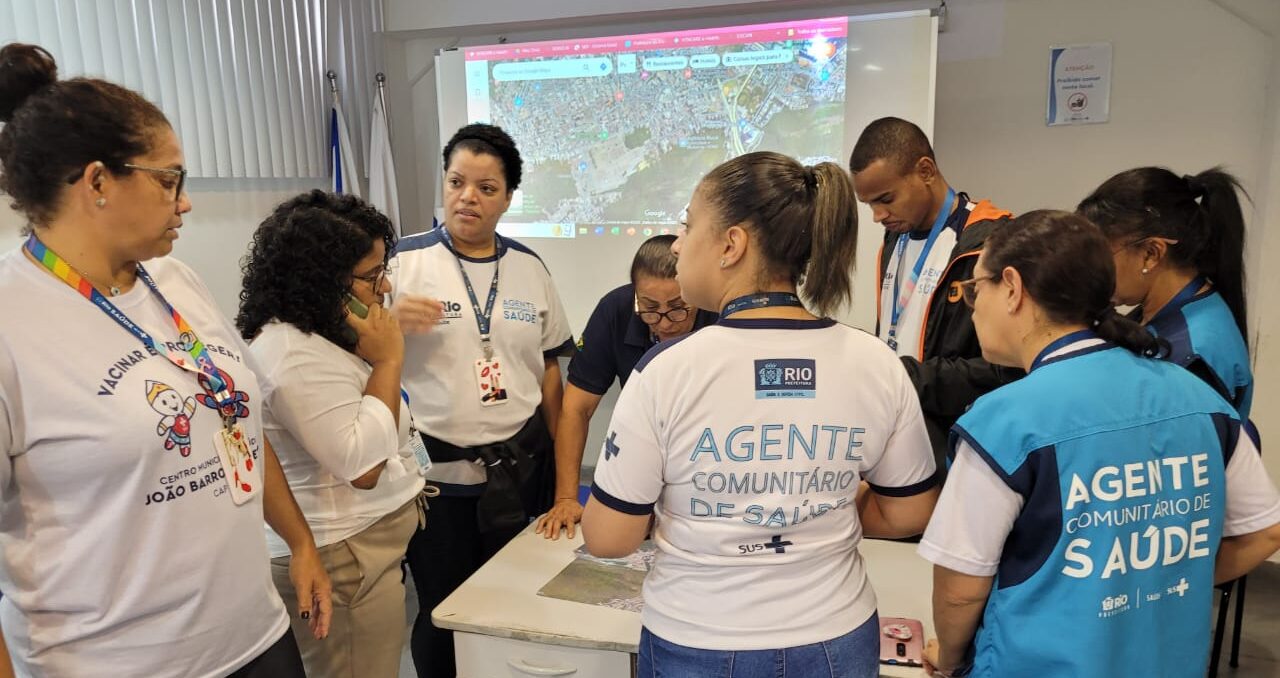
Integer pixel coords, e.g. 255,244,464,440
455,632,633,678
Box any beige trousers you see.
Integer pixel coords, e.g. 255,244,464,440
271,498,422,678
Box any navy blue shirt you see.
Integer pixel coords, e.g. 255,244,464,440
566,283,717,395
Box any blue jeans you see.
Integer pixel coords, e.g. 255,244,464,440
638,612,880,678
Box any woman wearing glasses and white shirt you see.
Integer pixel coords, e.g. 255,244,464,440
536,234,717,540
238,191,426,678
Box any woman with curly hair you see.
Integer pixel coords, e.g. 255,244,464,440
238,190,427,678
391,123,574,678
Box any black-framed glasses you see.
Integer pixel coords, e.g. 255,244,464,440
957,274,1000,308
353,260,395,290
635,300,691,325
64,162,188,202
1110,236,1180,255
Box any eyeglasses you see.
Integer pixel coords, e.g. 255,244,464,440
63,162,188,202
353,260,395,290
125,163,187,202
957,273,1000,308
634,300,691,325
1110,236,1180,255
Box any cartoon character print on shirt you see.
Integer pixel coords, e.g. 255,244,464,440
194,365,251,422
146,380,197,457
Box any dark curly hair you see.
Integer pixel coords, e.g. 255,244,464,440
0,43,170,230
443,123,522,192
237,190,397,351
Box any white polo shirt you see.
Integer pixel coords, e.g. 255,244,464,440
251,321,425,558
592,317,937,650
0,249,288,677
391,228,573,491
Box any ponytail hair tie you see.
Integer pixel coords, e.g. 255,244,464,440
1182,174,1206,202
803,166,819,190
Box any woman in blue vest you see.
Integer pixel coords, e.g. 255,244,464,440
918,210,1280,678
1078,167,1251,418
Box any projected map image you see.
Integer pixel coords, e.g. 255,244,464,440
465,18,848,234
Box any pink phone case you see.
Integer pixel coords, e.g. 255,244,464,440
878,617,925,667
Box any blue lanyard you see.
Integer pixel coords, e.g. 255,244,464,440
440,227,505,359
888,188,956,339
722,292,804,317
1149,276,1207,325
1030,329,1100,371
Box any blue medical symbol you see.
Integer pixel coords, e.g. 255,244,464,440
766,535,793,553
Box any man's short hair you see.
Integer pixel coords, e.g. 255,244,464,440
848,117,935,174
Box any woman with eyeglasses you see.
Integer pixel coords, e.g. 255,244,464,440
583,152,940,677
0,43,331,676
536,234,717,540
918,210,1280,678
237,190,428,678
1077,167,1252,418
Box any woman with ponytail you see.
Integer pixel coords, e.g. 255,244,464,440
918,211,1280,678
581,152,939,677
1078,166,1252,417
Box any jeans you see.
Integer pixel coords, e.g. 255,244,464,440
638,612,880,678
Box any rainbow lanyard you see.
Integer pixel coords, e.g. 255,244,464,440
24,235,239,427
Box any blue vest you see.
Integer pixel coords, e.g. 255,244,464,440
1147,281,1252,419
953,334,1240,678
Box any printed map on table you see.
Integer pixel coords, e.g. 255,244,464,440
536,543,657,612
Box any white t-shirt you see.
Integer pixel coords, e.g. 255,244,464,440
592,317,937,650
390,229,573,490
251,321,425,558
0,248,288,677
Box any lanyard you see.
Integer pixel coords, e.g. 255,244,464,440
24,235,240,427
1149,276,1207,325
440,227,505,360
1030,329,1101,372
888,188,956,340
722,292,804,318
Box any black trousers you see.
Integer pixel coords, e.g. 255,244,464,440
406,415,555,678
226,628,306,678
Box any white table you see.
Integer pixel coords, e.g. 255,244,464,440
434,525,933,677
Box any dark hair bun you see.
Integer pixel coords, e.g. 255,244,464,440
0,43,57,123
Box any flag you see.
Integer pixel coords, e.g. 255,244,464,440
329,91,362,197
368,86,400,233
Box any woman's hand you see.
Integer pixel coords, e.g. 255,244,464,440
346,303,404,366
535,498,584,540
391,294,446,335
289,544,333,640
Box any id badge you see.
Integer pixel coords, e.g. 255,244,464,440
213,424,260,505
407,424,433,476
474,356,509,407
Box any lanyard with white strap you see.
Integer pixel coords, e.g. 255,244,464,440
887,188,956,351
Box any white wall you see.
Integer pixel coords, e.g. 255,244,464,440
383,0,1280,484
933,0,1279,488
